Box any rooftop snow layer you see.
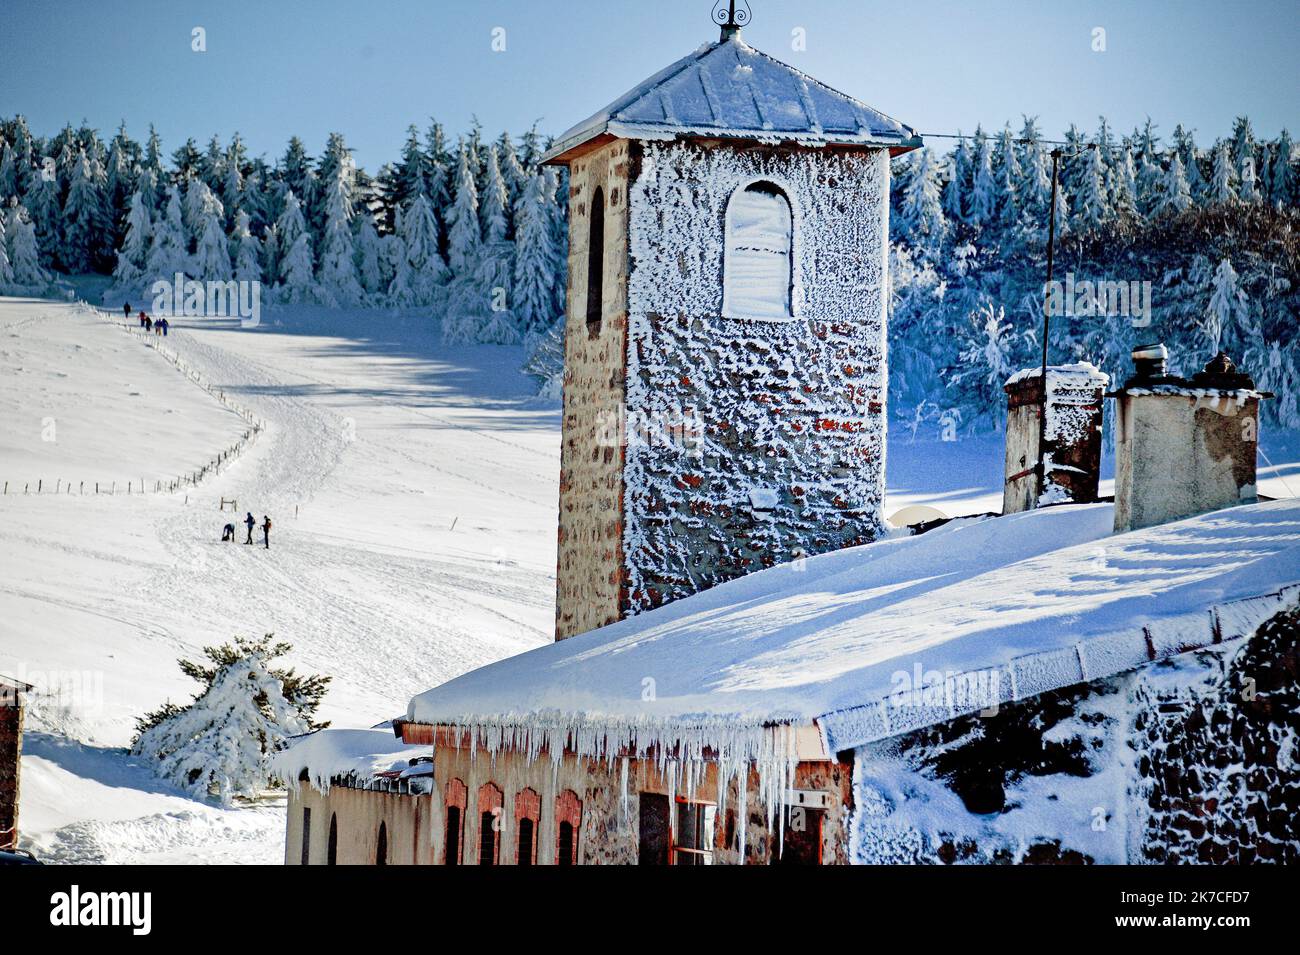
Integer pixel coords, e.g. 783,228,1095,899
273,726,428,792
543,34,916,162
407,500,1300,752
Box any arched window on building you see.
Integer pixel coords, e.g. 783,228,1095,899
556,789,583,866
515,787,540,866
444,777,467,866
478,782,503,866
723,181,794,320
586,185,605,336
375,821,388,866
327,813,338,865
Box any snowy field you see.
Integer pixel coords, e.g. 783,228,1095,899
1,292,1296,864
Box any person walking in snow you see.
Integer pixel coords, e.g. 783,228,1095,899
221,522,236,542
244,511,256,545
144,315,153,332
138,310,147,329
160,317,169,336
261,515,272,549
123,302,131,320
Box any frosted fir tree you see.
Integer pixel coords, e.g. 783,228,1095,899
230,210,262,284
273,191,308,284
480,145,510,244
111,187,152,287
315,155,364,307
1072,145,1109,231
384,225,414,307
443,244,519,345
131,634,329,805
7,209,49,286
942,136,971,222
277,230,316,303
899,147,948,251
967,137,997,226
1238,156,1261,204
1210,144,1237,204
446,144,481,277
1205,258,1247,355
144,185,189,280
1269,129,1294,208
0,215,13,287
1153,152,1194,217
496,132,527,224
1111,145,1138,220
1015,121,1052,217
991,127,1021,226
400,191,448,304
192,191,232,281
0,143,17,202
950,302,1018,425
183,177,222,249
353,214,384,299
512,172,561,333
22,167,60,266
62,149,106,272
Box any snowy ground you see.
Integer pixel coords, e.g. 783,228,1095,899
1,293,1296,864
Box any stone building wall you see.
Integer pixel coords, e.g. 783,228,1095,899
287,781,434,865
555,138,632,639
0,699,21,849
622,141,891,613
851,607,1300,864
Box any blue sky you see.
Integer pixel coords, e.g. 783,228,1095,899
2,0,1296,170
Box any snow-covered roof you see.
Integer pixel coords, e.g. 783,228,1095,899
407,499,1300,755
543,33,918,163
273,726,431,793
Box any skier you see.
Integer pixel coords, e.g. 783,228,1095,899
261,515,272,549
244,511,256,545
221,522,236,542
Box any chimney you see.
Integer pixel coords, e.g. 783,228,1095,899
1003,363,1108,513
1113,345,1263,533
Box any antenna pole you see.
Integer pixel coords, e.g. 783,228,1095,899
1036,147,1062,501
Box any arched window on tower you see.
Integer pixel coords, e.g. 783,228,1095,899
375,821,388,866
327,813,338,865
723,181,794,320
586,185,605,336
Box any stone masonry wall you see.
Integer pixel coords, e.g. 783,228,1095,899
555,138,632,639
0,701,20,849
623,141,890,614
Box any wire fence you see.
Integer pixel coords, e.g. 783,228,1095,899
1,302,265,499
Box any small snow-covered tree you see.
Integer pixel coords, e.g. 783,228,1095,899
1204,258,1246,355
400,191,448,305
0,214,13,287
1210,143,1237,204
230,209,262,284
480,145,510,243
273,190,310,288
1152,152,1193,217
144,185,189,280
131,634,329,805
512,172,561,333
183,177,222,249
192,193,232,281
1269,129,1294,208
7,207,49,286
112,187,152,287
61,149,105,273
1072,146,1109,231
967,137,997,226
353,214,384,299
446,144,481,276
900,147,949,251
1239,156,1261,204
277,230,316,302
315,153,364,307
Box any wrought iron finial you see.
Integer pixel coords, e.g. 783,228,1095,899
712,0,751,40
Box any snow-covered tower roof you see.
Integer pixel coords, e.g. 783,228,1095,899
543,30,920,164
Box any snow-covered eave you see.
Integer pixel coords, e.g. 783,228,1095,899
817,581,1300,754
543,123,920,165
273,725,432,796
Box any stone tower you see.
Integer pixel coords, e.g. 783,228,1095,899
543,20,919,639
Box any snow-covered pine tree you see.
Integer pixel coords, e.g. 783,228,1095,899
496,132,527,230
1171,124,1205,198
315,150,364,307
8,207,48,286
480,145,510,243
1205,257,1246,355
992,127,1021,227
899,146,948,251
400,190,448,305
131,634,329,805
1111,144,1139,221
1072,145,1109,231
446,142,481,276
230,209,262,284
967,135,997,226
61,149,106,273
353,213,384,299
1239,156,1261,204
950,301,1018,426
384,214,414,307
1210,143,1237,204
193,192,232,281
0,143,16,202
512,171,561,333
183,177,223,250
1270,129,1294,208
942,136,970,222
111,186,152,288
273,190,308,284
277,230,316,303
0,214,13,287
1153,151,1193,217
22,160,60,266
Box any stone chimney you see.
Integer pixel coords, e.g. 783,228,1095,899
1113,345,1263,533
1003,363,1108,514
